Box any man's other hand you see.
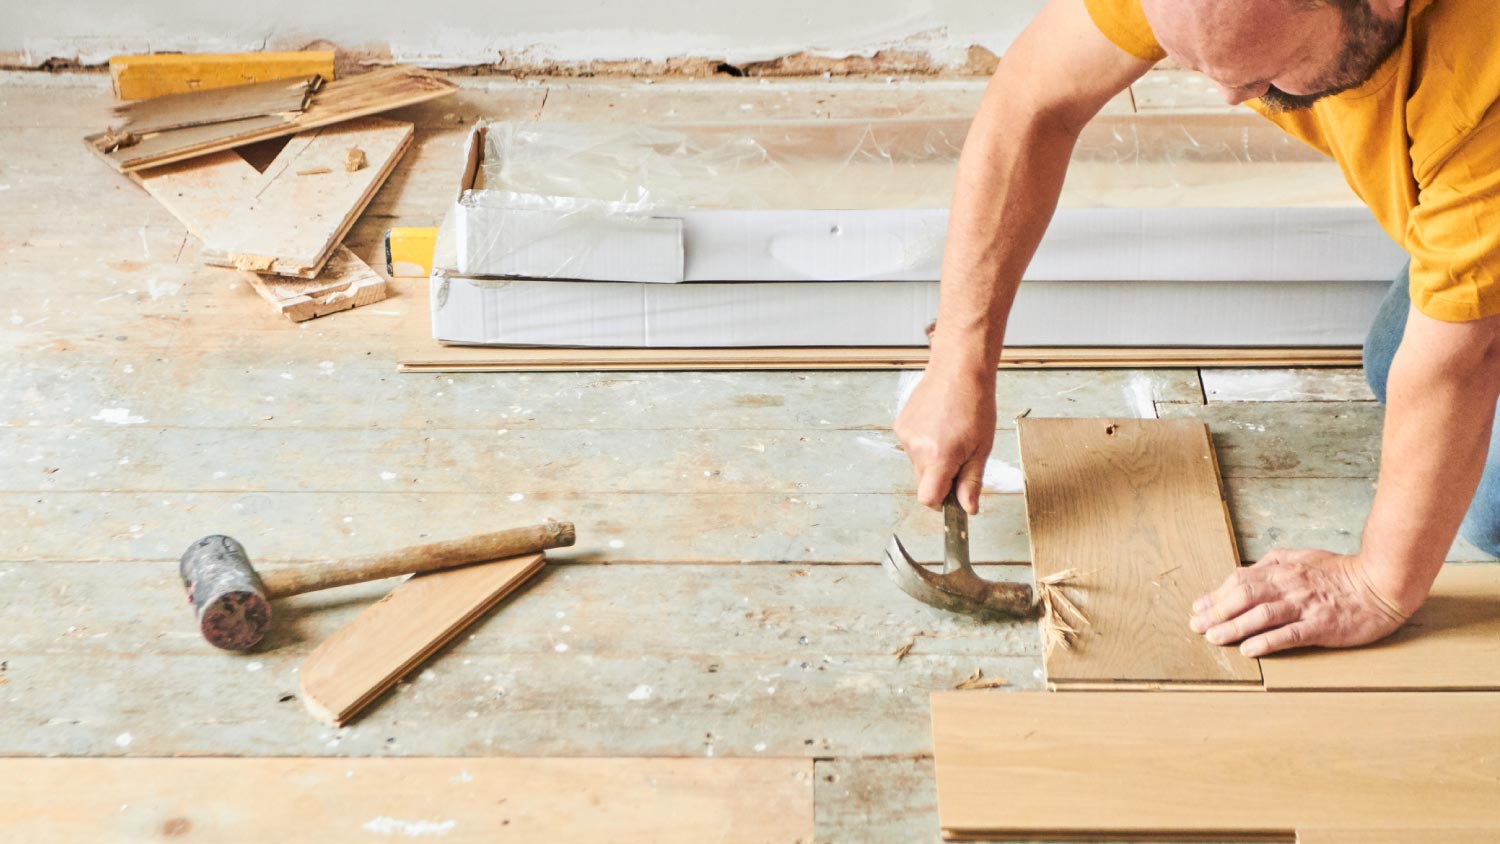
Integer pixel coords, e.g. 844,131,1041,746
894,365,996,515
1190,549,1410,657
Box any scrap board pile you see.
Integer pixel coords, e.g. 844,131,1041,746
87,59,457,321
926,417,1500,840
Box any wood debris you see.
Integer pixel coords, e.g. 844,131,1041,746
892,641,915,661
296,166,332,176
1034,568,1091,656
345,146,367,172
953,668,1008,691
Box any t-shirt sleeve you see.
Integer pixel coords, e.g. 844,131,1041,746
1405,109,1500,322
1083,0,1168,63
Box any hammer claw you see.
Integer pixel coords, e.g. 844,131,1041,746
880,493,1034,618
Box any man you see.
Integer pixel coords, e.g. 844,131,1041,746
896,0,1500,656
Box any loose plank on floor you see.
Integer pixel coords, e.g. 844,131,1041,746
1017,418,1261,686
1262,565,1500,690
301,553,546,726
0,757,814,844
930,691,1500,840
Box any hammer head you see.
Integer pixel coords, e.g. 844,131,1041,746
179,535,272,651
880,494,1034,618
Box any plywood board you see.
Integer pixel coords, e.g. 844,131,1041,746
0,757,814,844
930,691,1500,840
300,553,546,726
109,51,335,100
198,116,412,277
133,150,387,321
88,65,455,172
1017,418,1262,686
111,75,317,135
1262,565,1500,690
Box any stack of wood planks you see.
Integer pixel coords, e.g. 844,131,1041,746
926,417,1500,840
88,58,457,321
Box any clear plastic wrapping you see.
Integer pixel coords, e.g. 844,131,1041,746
437,113,1362,281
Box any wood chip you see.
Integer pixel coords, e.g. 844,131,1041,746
345,146,367,172
892,641,915,661
953,668,1008,691
296,166,332,176
1035,568,1091,656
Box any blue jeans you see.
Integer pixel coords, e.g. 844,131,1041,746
1363,263,1500,556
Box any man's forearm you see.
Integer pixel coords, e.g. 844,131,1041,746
929,73,1083,372
1361,307,1500,613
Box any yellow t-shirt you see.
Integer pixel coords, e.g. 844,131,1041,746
1084,0,1500,322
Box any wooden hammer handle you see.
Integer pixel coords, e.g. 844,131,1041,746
258,522,575,598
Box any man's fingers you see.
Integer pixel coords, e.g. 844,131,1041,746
1239,620,1320,657
1202,600,1298,646
1190,571,1272,628
915,461,960,510
953,460,986,515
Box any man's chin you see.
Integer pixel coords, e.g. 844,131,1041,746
1258,87,1338,113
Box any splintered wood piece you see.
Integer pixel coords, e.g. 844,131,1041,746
198,116,412,278
132,150,387,321
0,757,815,843
109,51,335,101
300,553,546,726
1016,418,1262,687
1262,565,1500,690
111,75,318,135
88,65,455,172
930,691,1500,840
1297,830,1500,844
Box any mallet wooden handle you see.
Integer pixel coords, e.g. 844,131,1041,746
258,522,575,598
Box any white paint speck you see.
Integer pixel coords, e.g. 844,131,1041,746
607,539,625,549
1125,373,1158,419
982,458,1025,493
559,625,571,633
280,372,294,380
361,816,457,837
246,661,263,672
318,361,336,375
114,732,133,747
7,312,22,325
754,742,767,752
465,710,478,719
451,770,473,784
145,277,182,300
92,408,146,425
507,492,524,502
627,684,653,701
419,669,437,682
380,471,397,481
554,643,569,653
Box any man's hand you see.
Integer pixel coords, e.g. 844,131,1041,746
895,364,996,515
1189,549,1410,657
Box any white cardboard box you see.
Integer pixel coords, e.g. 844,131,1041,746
430,121,1405,347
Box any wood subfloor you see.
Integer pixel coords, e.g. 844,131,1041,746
0,70,1491,843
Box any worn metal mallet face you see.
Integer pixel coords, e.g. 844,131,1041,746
179,535,272,651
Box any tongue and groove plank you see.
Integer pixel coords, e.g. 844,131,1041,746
1016,417,1261,687
134,147,388,319
299,553,546,727
1261,564,1500,690
197,116,413,278
111,75,318,135
930,691,1500,841
0,757,814,844
1297,831,1500,844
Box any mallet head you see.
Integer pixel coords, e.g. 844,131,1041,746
179,535,272,651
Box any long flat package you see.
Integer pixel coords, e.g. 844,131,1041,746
430,117,1407,348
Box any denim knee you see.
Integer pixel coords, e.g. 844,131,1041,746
1363,264,1411,405
1459,510,1500,558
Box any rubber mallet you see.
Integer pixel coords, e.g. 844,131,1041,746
179,522,575,651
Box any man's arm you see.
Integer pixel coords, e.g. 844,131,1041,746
1193,307,1500,656
896,0,1153,513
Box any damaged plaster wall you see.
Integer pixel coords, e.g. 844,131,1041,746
2,0,1044,72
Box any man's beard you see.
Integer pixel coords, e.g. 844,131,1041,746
1260,2,1406,113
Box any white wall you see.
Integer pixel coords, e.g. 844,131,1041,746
3,0,1045,69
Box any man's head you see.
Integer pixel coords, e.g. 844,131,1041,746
1141,0,1407,112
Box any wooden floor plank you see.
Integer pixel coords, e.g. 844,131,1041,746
1017,418,1262,685
1262,565,1500,690
0,757,815,844
1202,368,1377,403
1296,830,1499,844
931,691,1500,839
1157,402,1383,479
815,757,941,844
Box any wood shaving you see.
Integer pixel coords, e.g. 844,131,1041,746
1035,568,1092,656
953,668,1008,691
892,641,914,661
297,166,332,176
345,147,367,172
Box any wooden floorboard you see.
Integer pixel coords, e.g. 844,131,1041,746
2,72,1493,843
